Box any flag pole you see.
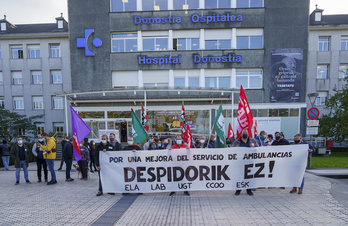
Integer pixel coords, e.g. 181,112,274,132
65,95,69,136
91,131,101,142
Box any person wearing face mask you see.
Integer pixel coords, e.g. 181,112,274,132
157,139,165,150
89,140,98,173
209,134,216,148
255,131,267,146
169,135,190,196
37,132,57,185
10,137,31,185
232,129,259,196
271,132,290,146
196,136,212,148
226,137,233,147
32,136,48,183
62,138,74,182
58,136,70,171
123,137,142,151
143,134,154,150
95,135,117,196
193,137,200,148
109,133,122,151
266,134,274,146
148,141,159,150
78,140,90,181
290,133,313,195
164,137,173,149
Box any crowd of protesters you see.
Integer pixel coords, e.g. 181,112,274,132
0,130,313,197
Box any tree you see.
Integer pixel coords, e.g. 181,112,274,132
0,109,43,142
318,76,348,144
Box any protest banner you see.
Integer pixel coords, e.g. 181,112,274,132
100,145,308,193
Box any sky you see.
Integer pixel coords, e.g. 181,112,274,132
0,0,347,24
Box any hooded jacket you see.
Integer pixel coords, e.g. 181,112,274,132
40,137,57,159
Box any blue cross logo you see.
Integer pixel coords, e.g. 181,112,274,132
76,29,102,56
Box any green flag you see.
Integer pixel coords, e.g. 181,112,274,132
131,110,149,144
213,104,227,148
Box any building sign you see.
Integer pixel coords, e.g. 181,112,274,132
269,48,303,103
138,54,242,66
134,13,243,25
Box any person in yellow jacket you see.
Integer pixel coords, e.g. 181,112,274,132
36,132,57,185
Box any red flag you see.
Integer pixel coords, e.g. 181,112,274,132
180,101,186,137
254,120,258,138
228,123,234,138
184,123,193,148
236,86,254,139
141,104,150,132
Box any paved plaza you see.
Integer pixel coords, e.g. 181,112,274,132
1,162,348,225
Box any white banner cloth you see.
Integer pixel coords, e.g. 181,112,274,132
100,145,308,193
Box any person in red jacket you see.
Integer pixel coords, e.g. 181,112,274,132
169,135,190,196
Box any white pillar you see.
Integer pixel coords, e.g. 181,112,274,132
199,0,204,9
231,0,236,8
138,70,143,87
137,31,142,51
137,0,142,11
231,92,234,130
168,0,173,10
200,29,205,50
169,69,174,87
64,95,69,136
200,69,205,88
232,28,237,49
168,30,173,50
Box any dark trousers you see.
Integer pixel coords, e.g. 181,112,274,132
236,189,252,193
64,159,72,179
90,156,97,171
36,158,48,181
59,157,65,168
78,160,87,179
98,170,102,192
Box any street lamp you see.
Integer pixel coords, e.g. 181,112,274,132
307,93,319,108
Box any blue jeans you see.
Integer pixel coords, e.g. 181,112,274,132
2,156,10,169
46,159,56,182
293,177,304,190
16,160,28,181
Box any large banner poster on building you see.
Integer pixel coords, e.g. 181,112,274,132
269,48,303,103
100,145,308,193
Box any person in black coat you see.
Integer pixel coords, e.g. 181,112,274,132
62,138,74,182
123,137,142,151
271,132,290,146
58,136,70,170
89,140,97,173
1,140,11,170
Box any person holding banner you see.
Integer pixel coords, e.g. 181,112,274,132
232,129,259,196
196,136,212,148
123,137,142,151
169,135,190,196
109,133,122,151
143,134,154,150
256,131,267,146
95,135,117,196
290,133,314,195
272,132,290,146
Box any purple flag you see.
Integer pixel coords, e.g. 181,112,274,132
70,106,91,162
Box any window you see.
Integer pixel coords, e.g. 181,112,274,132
174,77,185,87
315,92,327,106
143,70,169,87
237,36,263,49
33,96,44,109
142,0,167,11
0,72,3,85
12,71,23,85
53,97,64,109
11,45,23,59
205,40,231,50
112,33,138,52
50,44,61,58
0,97,4,108
0,23,6,31
143,37,168,51
188,77,199,88
317,65,328,79
18,128,25,136
205,76,231,88
28,45,40,58
205,0,231,9
175,38,199,50
37,124,45,135
13,97,24,110
236,70,263,88
31,71,42,84
51,70,62,84
174,0,199,10
318,37,330,51
53,123,64,134
339,65,348,78
111,0,137,12
236,0,263,8
341,37,348,51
